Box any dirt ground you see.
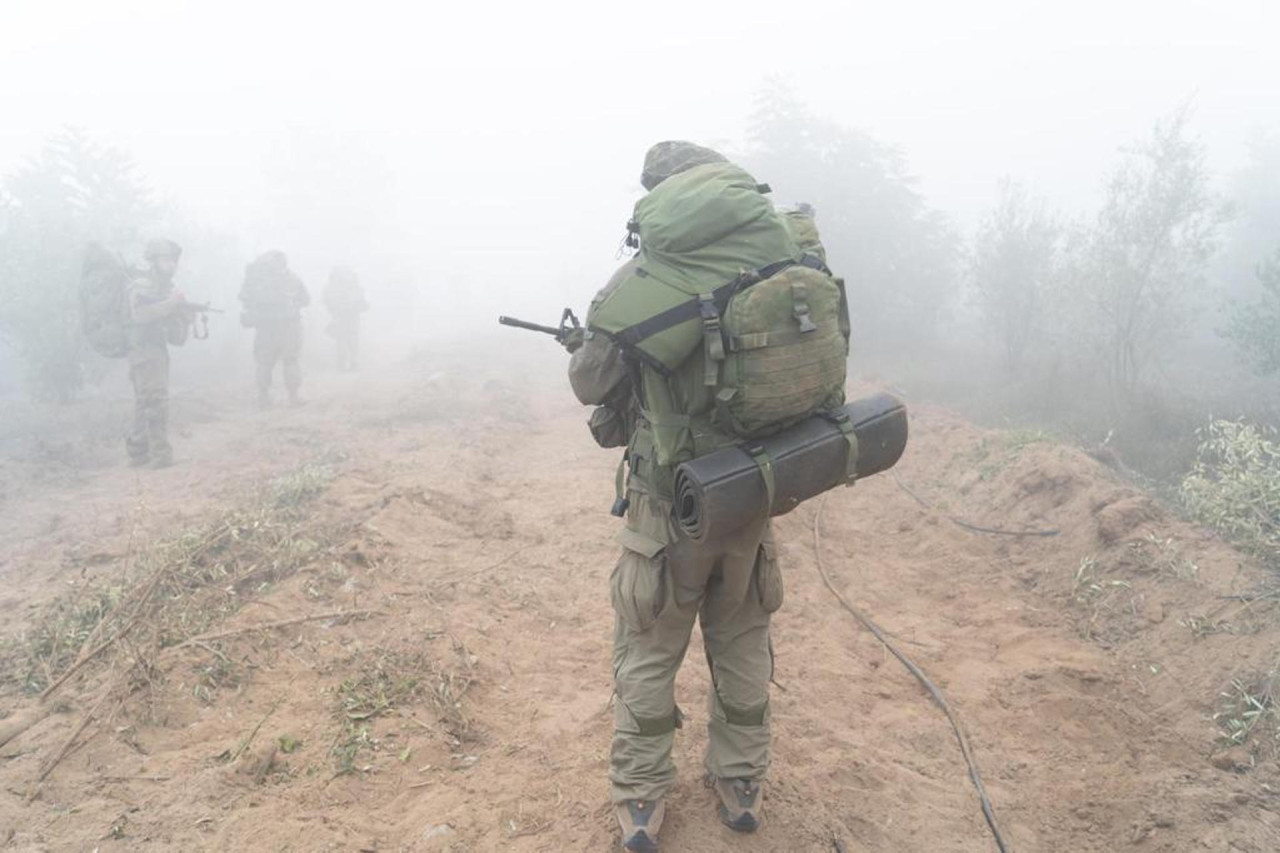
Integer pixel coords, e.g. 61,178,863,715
2,342,1280,852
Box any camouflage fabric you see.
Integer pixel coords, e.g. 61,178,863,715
253,320,304,403
125,271,186,466
568,258,636,407
639,141,728,191
609,491,780,803
240,253,309,403
240,252,309,324
127,351,171,466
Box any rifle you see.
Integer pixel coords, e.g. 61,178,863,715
178,302,223,340
498,308,580,344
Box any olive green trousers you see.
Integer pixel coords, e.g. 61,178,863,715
609,491,782,803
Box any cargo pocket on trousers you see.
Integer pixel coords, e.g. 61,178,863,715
754,539,784,613
611,527,671,633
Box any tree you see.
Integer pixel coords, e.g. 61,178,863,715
969,179,1060,373
1223,246,1280,375
1218,129,1280,301
0,128,154,400
1069,106,1228,396
744,81,958,352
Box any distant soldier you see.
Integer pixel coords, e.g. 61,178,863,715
323,266,369,371
239,250,309,406
125,238,189,468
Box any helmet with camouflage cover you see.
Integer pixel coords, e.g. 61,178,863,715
640,141,728,191
143,238,182,261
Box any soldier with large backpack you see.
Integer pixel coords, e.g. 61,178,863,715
239,250,310,406
568,142,851,851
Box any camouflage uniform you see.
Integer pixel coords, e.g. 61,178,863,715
239,251,310,404
570,142,782,849
126,239,189,467
323,266,369,371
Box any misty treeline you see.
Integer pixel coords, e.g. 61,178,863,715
0,128,243,400
746,83,1277,563
0,84,1277,555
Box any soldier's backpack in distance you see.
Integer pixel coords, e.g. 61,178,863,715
80,243,132,358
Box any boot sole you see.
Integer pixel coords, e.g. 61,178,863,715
718,805,760,833
622,830,659,852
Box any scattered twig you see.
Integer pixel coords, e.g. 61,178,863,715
37,688,120,784
508,819,553,838
40,562,173,702
232,695,286,763
176,610,381,649
0,707,53,750
189,640,231,664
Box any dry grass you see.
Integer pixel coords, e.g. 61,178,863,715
0,461,340,780
329,638,478,776
1215,668,1280,759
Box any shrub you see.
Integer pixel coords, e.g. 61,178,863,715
1181,418,1280,567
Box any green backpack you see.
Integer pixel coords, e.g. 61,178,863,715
80,243,134,358
590,163,849,451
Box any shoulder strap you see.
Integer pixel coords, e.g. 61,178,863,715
610,255,824,349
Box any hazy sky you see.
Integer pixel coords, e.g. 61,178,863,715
3,0,1278,314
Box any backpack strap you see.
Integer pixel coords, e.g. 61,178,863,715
822,410,860,484
609,256,811,349
745,444,777,511
698,293,724,386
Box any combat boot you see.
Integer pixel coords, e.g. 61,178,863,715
616,798,664,852
706,774,762,833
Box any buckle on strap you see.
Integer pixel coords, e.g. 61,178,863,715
698,293,721,331
698,293,725,386
746,444,776,511
826,412,859,485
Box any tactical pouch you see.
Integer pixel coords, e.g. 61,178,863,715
611,507,675,633
753,538,784,613
588,405,627,449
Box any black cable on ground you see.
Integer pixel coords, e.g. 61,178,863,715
892,472,1060,538
813,493,1012,853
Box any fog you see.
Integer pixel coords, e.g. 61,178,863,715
3,0,1280,478
5,6,1280,848
7,1,1277,283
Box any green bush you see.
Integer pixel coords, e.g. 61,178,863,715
1181,419,1280,567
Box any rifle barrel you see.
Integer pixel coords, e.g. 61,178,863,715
498,316,560,336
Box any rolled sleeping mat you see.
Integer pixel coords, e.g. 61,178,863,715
673,392,908,543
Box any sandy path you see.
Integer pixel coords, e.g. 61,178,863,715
1,349,1278,851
